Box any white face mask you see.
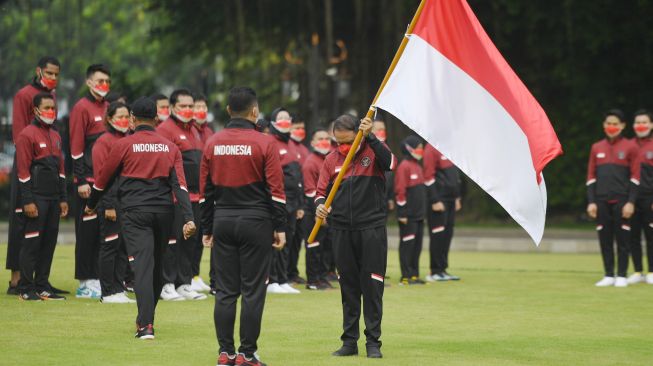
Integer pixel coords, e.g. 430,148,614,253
636,129,651,138
158,113,170,121
40,115,56,125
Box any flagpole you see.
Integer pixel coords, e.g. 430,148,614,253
307,0,427,243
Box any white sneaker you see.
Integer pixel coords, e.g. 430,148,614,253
102,293,130,303
191,276,211,292
267,283,286,294
160,283,185,301
176,284,207,300
118,292,136,303
88,279,102,292
647,273,653,284
425,274,435,283
627,272,644,285
614,277,628,288
595,276,615,287
280,283,300,294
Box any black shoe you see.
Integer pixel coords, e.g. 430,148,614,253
7,282,18,295
319,279,334,289
209,288,217,296
19,291,42,301
366,346,383,358
332,345,358,356
289,275,306,285
326,272,339,282
48,283,70,294
124,281,135,293
135,324,155,340
306,282,324,290
38,290,66,300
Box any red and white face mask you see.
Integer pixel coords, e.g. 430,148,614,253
111,117,130,133
194,111,208,124
175,109,194,123
92,82,110,97
38,109,57,125
273,119,292,134
291,128,306,142
407,145,424,160
374,130,387,142
313,139,331,155
40,72,58,90
157,107,170,121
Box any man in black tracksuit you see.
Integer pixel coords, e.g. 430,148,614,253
200,87,286,366
316,114,397,359
15,93,69,301
86,97,196,339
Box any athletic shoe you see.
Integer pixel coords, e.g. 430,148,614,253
647,273,653,284
332,345,358,356
48,283,70,294
279,283,300,294
102,293,130,303
191,276,212,292
7,282,18,295
595,276,615,287
424,274,435,283
234,353,266,366
76,283,101,299
124,281,135,293
176,284,207,300
37,290,65,300
88,279,102,292
217,352,237,366
431,273,448,282
399,278,409,286
614,277,628,288
319,280,334,289
443,272,461,281
19,291,42,301
210,288,217,296
160,283,185,301
326,272,339,282
119,292,136,303
135,324,155,340
266,283,285,294
366,345,383,358
627,272,644,284
289,275,307,285
410,276,426,284
306,282,325,290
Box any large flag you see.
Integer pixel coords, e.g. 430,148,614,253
375,0,562,245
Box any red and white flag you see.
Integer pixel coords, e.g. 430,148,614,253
375,0,562,244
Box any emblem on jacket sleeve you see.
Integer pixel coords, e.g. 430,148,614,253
361,156,371,167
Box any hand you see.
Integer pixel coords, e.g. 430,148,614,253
78,184,91,199
84,205,96,215
296,209,305,220
455,198,462,212
432,202,445,212
398,217,408,224
105,208,117,222
202,235,214,248
273,231,286,250
359,117,373,137
24,203,38,218
622,202,635,219
586,203,597,219
316,204,331,219
387,200,395,211
59,202,69,218
183,221,197,239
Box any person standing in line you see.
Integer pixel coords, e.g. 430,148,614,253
287,114,310,284
151,93,170,126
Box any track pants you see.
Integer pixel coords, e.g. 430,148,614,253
17,199,60,293
331,226,387,348
302,215,326,284
630,196,653,273
162,202,199,286
191,206,204,277
322,228,336,275
287,216,305,279
596,200,631,277
122,210,173,326
98,208,128,297
74,194,100,280
269,212,296,284
213,216,273,357
428,200,456,275
399,220,424,279
6,158,24,271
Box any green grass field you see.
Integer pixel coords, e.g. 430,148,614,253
1,243,652,366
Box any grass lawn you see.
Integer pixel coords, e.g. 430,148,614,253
0,243,651,365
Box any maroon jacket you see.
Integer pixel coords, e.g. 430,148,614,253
195,122,214,145
423,144,460,203
290,139,310,166
92,128,126,209
636,137,653,198
12,79,55,142
271,132,304,213
69,94,108,186
199,118,287,234
587,136,640,203
157,117,204,202
87,125,193,222
16,120,66,204
395,157,426,221
302,150,327,215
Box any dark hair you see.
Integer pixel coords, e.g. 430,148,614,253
105,91,127,104
401,135,422,156
170,88,193,106
310,127,328,140
228,87,258,115
332,114,358,132
37,56,60,69
269,107,289,122
193,92,208,103
86,63,111,78
107,101,130,119
33,92,54,108
150,93,168,102
633,109,653,121
292,113,304,124
604,108,625,122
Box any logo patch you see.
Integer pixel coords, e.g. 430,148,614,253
361,156,371,167
39,143,47,148
618,151,625,159
179,135,187,140
410,174,418,180
647,151,653,160
279,149,287,155
94,116,103,122
596,152,606,158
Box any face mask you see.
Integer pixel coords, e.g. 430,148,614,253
337,143,361,156
111,117,130,133
634,124,650,136
39,109,56,125
158,107,170,121
273,119,292,133
92,82,110,97
175,109,194,123
40,72,57,90
604,125,621,136
374,130,387,142
291,128,306,142
194,111,208,123
314,140,331,155
408,146,424,160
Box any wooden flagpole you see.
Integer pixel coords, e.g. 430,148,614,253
307,0,427,243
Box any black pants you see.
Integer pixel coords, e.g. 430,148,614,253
269,212,296,284
18,199,60,293
122,210,173,326
596,200,631,277
162,203,199,286
428,200,456,274
213,216,273,357
302,215,327,284
191,206,204,277
331,226,387,348
630,197,653,273
399,220,424,279
287,215,305,279
98,208,128,297
74,194,100,280
322,228,336,274
6,158,24,271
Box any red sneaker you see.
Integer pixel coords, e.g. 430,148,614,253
217,352,236,366
235,353,266,366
